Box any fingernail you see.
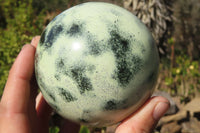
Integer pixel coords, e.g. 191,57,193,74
153,102,170,121
31,36,40,47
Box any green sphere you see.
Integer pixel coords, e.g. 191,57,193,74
35,2,159,127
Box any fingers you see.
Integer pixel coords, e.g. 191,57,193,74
35,93,52,133
28,36,41,115
29,36,41,104
1,44,36,113
116,96,170,133
36,93,52,119
31,36,40,48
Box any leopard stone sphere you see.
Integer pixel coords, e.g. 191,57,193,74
35,2,159,127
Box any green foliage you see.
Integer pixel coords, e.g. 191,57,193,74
49,126,60,133
0,0,46,97
79,125,90,133
163,55,200,102
167,37,175,46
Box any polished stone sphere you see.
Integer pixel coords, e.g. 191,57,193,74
35,2,159,127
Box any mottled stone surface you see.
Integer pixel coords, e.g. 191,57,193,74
35,2,159,127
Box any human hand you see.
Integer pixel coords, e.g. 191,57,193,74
115,96,169,133
0,36,79,133
0,36,169,133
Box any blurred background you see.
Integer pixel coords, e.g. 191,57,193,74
0,0,200,132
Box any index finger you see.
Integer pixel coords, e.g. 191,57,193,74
0,37,40,113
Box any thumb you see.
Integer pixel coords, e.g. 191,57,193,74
116,96,170,133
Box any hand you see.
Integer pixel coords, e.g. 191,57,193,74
0,36,169,133
115,96,169,133
0,37,79,133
